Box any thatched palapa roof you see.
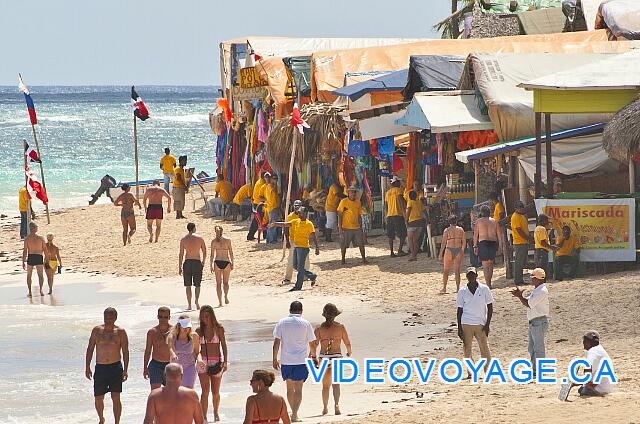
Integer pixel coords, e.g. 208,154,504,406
266,103,346,173
603,96,640,162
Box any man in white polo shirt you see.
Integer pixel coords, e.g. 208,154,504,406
577,330,613,397
273,301,316,422
511,267,549,376
456,267,493,373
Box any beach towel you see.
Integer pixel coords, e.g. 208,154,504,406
377,136,395,155
348,139,366,157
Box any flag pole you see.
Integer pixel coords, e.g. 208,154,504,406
30,125,50,224
23,139,31,229
133,115,140,199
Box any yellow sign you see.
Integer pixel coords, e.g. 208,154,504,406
231,86,268,101
239,67,268,89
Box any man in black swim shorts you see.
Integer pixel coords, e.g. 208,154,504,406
472,205,503,288
179,223,207,311
22,221,47,297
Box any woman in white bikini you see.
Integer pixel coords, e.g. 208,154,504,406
311,303,352,416
196,305,228,422
210,226,234,307
439,215,466,294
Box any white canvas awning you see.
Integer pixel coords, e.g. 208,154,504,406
358,110,419,140
395,92,493,133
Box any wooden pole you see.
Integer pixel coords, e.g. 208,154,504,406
23,140,31,230
534,112,542,199
545,113,553,198
133,116,140,199
518,159,527,203
629,157,636,194
30,125,50,224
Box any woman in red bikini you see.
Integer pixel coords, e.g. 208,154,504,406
196,305,228,422
243,369,290,424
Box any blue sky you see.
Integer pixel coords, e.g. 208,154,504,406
1,0,451,86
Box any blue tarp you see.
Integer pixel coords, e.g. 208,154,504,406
333,69,409,101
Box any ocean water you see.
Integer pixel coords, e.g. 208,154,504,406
0,86,218,215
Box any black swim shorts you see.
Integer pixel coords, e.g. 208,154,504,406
94,362,123,397
477,240,497,262
386,216,407,239
27,254,44,266
183,259,203,287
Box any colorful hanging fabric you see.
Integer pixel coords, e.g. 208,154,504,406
378,136,395,155
392,153,404,173
348,139,366,157
370,139,379,158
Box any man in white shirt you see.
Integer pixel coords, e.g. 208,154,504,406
273,301,316,422
456,267,493,372
511,267,549,376
578,331,613,396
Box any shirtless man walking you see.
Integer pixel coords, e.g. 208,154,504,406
210,225,234,307
179,223,207,311
85,307,129,424
473,205,504,288
143,179,172,243
143,363,204,424
22,221,47,297
114,183,141,246
144,306,173,391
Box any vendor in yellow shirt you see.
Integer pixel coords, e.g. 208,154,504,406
225,182,252,221
247,171,270,241
385,176,407,257
555,225,580,281
533,214,554,278
405,190,427,261
264,175,282,244
324,181,343,242
19,186,32,239
172,155,189,219
210,172,234,218
337,186,367,265
282,200,310,284
160,147,177,192
403,180,424,203
490,192,505,223
510,200,530,285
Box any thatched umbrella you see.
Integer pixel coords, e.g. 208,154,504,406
603,96,640,162
266,103,346,173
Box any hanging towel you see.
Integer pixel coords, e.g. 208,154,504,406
377,136,395,155
348,139,366,157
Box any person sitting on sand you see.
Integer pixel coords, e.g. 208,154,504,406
179,223,207,311
85,307,129,424
210,225,234,307
22,221,47,297
144,307,173,391
227,181,252,221
405,190,426,262
473,205,503,288
143,363,204,424
196,305,228,422
440,216,466,294
168,316,204,389
554,225,580,281
572,331,613,397
114,183,141,246
243,369,291,424
143,179,172,243
43,232,62,295
336,186,367,265
311,303,352,416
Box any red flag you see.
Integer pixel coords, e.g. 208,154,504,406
289,103,309,134
25,164,48,205
24,143,41,163
131,86,150,121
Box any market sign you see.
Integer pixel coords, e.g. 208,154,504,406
239,66,268,89
232,86,268,101
535,198,636,262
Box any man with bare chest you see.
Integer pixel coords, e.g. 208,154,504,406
114,183,141,246
22,222,47,297
143,180,172,243
179,223,207,310
143,363,204,424
472,205,504,288
144,306,173,390
85,307,130,424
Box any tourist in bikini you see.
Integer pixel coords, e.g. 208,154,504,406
144,306,173,391
439,215,466,294
168,315,204,389
210,225,234,307
243,369,291,424
311,303,352,416
405,190,427,262
114,183,141,246
143,179,172,243
22,221,46,297
473,205,504,288
143,363,204,424
196,305,228,422
85,307,129,424
179,223,207,311
43,232,62,294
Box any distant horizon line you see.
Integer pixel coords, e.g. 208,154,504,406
0,84,221,87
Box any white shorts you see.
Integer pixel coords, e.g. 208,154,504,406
325,211,338,230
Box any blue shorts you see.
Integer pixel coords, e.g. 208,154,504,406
281,364,309,382
148,359,169,386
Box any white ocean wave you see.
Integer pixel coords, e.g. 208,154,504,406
154,113,209,123
38,115,83,122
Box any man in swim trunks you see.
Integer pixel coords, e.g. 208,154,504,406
114,183,141,246
144,306,173,390
179,223,207,311
22,221,47,297
472,205,503,288
143,363,204,424
85,307,129,424
143,179,172,243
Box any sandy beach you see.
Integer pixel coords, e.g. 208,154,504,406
1,204,639,423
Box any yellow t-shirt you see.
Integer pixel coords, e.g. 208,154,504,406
403,190,423,203
407,199,424,223
19,187,28,212
286,211,298,222
325,185,340,213
385,187,404,217
232,183,252,205
290,219,315,248
264,184,280,213
252,179,267,204
215,180,234,203
493,202,505,221
337,198,363,230
534,225,550,250
556,234,579,257
160,154,177,173
511,212,529,245
173,166,186,188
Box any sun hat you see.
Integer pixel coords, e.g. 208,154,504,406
583,330,600,341
466,267,477,276
178,318,192,328
530,268,546,280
